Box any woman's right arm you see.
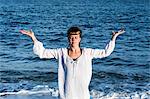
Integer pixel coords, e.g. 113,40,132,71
20,29,38,43
20,30,58,59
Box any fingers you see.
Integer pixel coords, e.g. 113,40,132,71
20,29,33,35
20,29,33,37
112,29,125,35
118,29,125,34
20,30,28,34
112,31,116,35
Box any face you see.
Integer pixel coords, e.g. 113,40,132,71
68,34,81,47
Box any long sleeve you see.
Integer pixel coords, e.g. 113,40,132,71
90,40,115,59
58,63,65,99
58,53,67,99
33,40,58,59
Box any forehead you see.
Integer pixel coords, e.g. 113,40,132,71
69,34,80,38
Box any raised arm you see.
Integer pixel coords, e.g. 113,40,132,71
111,29,125,41
90,29,125,59
20,29,58,59
20,29,37,43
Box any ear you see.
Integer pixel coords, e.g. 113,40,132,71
79,37,81,42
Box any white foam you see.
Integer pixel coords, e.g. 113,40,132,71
0,85,59,97
90,89,150,99
0,86,150,99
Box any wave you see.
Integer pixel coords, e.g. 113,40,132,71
0,85,58,97
90,89,150,99
0,85,149,99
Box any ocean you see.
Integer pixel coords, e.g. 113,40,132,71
0,0,150,99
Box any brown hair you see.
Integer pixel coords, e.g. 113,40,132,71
67,26,82,38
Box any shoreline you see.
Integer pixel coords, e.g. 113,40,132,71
0,95,58,99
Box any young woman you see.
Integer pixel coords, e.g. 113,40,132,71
20,27,125,99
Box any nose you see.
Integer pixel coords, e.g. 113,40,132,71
71,37,75,41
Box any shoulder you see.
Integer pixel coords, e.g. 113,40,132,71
54,48,67,51
55,48,67,55
82,48,93,53
82,48,100,54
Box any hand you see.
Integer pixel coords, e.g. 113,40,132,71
20,29,37,42
112,29,125,37
20,29,35,38
111,29,125,40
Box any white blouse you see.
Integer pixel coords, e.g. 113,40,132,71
33,40,115,99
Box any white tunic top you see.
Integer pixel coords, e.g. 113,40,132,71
33,40,115,99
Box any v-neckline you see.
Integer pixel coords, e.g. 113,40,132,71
66,48,83,61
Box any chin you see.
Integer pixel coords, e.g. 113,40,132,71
71,44,79,47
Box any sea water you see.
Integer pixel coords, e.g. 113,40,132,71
0,0,150,99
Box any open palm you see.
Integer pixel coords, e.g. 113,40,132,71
112,29,125,36
20,29,35,38
20,29,37,42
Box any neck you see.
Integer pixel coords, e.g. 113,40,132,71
69,46,80,52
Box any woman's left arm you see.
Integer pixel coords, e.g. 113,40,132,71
111,29,125,41
90,29,125,59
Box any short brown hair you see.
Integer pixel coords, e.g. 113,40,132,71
67,26,82,38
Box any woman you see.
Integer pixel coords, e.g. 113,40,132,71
20,27,125,99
